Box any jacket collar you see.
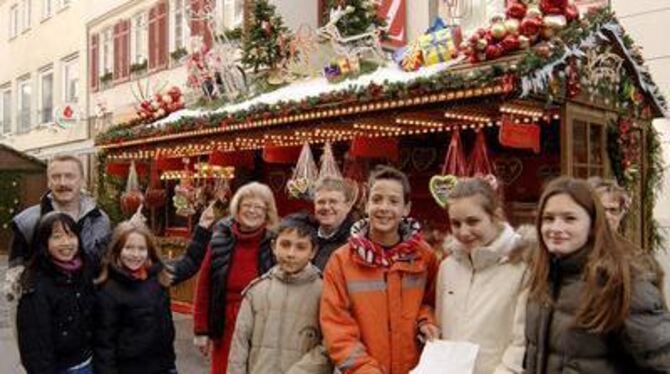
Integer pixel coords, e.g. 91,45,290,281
319,214,354,243
348,217,424,268
269,263,321,284
450,223,520,271
40,192,100,222
108,261,163,285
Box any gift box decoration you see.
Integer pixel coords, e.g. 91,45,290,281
418,27,462,66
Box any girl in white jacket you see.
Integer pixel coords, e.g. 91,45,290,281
436,177,534,374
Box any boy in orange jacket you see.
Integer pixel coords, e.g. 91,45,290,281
320,166,440,373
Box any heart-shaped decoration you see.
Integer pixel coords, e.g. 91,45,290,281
493,158,523,185
429,175,459,208
287,177,311,199
412,147,437,172
267,171,287,193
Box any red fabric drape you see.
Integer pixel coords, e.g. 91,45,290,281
349,136,399,161
262,145,302,164
441,130,467,176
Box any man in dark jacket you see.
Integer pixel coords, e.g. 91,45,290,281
311,177,355,271
6,155,111,300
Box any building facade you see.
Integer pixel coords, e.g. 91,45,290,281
0,0,96,165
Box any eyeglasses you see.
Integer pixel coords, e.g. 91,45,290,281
241,203,267,212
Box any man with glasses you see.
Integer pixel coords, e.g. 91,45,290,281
311,177,356,271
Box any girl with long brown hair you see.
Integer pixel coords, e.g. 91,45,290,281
524,176,670,373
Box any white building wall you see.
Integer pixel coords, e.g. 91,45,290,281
0,0,96,159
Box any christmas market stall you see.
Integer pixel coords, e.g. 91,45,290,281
0,144,47,254
94,2,666,308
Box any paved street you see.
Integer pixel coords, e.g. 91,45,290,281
0,257,209,373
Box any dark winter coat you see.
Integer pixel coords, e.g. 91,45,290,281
170,225,213,284
194,218,275,339
16,254,96,374
94,264,176,374
313,214,354,271
10,193,111,269
524,247,670,374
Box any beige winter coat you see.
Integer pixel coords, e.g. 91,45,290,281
227,264,332,374
437,224,534,374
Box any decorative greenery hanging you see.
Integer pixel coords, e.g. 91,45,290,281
0,172,22,231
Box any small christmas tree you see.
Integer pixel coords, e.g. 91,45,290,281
324,0,386,37
242,0,292,73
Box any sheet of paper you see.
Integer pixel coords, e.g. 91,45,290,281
410,340,480,374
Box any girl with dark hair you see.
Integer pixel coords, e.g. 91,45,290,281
525,176,670,373
17,211,96,374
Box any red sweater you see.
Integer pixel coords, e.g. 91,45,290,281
193,224,264,335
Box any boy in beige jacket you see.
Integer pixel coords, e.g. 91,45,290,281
227,214,331,374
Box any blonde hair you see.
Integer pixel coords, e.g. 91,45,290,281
587,177,631,213
229,182,279,229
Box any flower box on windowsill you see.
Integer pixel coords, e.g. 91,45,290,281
170,48,188,66
100,73,114,89
130,60,148,79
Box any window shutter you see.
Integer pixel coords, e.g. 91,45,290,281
90,33,99,91
148,5,158,69
123,19,131,78
190,0,212,48
190,0,202,39
113,21,122,80
157,1,168,68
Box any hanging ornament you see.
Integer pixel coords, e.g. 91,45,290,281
145,159,167,209
429,130,467,208
287,142,318,199
262,20,273,35
468,130,496,177
120,161,144,216
318,141,343,180
173,159,196,217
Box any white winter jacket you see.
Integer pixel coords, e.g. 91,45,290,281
437,223,534,374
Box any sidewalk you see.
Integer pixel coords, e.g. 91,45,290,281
0,256,209,373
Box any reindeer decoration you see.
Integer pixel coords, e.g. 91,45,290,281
317,6,386,62
185,2,247,100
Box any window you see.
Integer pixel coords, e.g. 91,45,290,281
572,119,607,178
40,71,53,123
9,5,19,38
1,89,11,133
63,57,79,103
100,27,113,76
18,79,32,133
22,0,31,32
42,0,53,19
132,12,148,64
172,0,188,51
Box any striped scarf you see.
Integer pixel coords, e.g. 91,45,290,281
349,218,423,267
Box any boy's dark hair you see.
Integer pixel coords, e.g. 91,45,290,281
368,165,411,204
276,213,319,250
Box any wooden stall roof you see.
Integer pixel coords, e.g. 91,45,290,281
0,144,47,171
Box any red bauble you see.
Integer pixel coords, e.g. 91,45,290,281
565,4,579,22
121,190,144,216
520,17,543,37
506,1,528,19
501,35,521,52
485,44,504,60
540,0,568,15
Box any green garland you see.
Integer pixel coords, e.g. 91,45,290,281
644,126,665,251
96,151,126,226
0,171,21,231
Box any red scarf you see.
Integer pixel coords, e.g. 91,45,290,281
349,218,423,267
